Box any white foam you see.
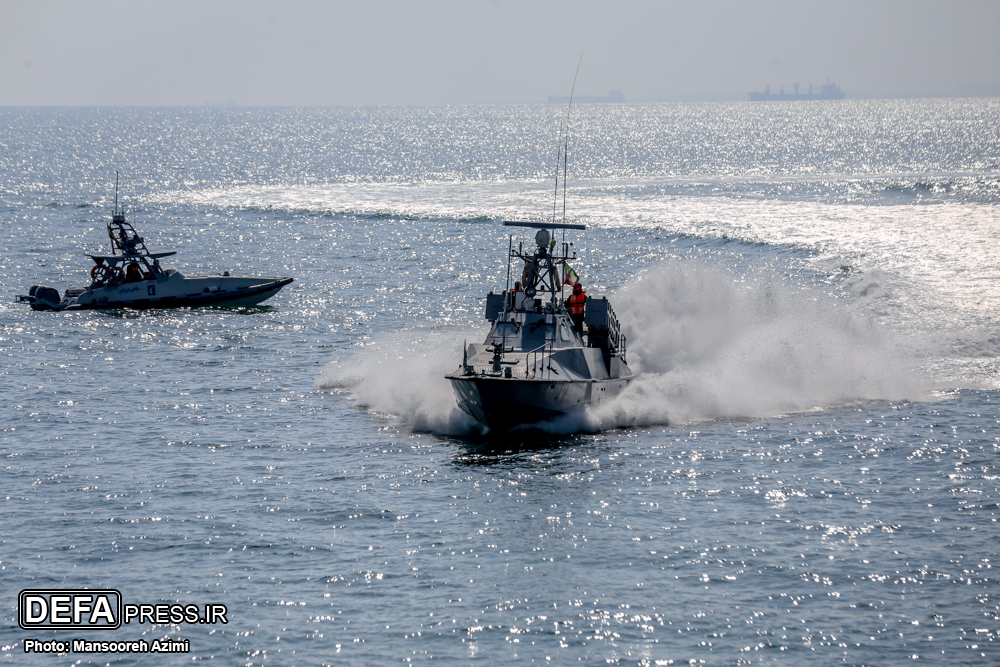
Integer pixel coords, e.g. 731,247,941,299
317,330,483,436
590,260,928,428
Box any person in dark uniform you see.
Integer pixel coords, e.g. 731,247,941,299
124,262,143,283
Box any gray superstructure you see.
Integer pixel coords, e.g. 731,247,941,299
446,222,634,435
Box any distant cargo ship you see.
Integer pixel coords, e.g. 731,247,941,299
548,89,625,104
748,81,845,101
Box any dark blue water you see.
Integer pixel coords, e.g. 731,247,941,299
2,101,998,664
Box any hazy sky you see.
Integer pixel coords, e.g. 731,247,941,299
2,0,998,106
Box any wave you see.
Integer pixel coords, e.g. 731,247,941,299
145,182,549,225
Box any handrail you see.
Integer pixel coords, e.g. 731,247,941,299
525,343,547,378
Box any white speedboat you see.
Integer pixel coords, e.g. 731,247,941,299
446,222,634,435
18,204,292,311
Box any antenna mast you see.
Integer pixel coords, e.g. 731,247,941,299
563,55,582,223
552,54,583,225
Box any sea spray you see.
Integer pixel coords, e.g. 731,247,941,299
317,330,483,436
591,260,927,427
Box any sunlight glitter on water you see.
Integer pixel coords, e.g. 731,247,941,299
2,102,998,665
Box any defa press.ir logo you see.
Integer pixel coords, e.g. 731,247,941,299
19,590,228,630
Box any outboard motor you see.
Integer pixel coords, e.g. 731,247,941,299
26,285,62,311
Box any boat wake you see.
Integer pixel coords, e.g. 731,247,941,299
319,260,928,437
317,331,484,437
589,260,927,429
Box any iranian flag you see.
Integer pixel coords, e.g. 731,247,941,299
563,264,580,287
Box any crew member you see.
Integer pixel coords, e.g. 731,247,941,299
507,280,521,310
567,283,586,333
124,262,143,283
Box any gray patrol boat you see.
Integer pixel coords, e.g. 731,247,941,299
18,195,292,311
446,221,634,435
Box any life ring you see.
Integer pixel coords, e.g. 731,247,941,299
91,264,109,283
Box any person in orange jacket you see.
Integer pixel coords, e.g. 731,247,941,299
567,283,586,333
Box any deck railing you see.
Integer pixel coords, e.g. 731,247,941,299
466,342,554,379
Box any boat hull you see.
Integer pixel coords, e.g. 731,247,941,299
19,276,293,311
448,374,632,435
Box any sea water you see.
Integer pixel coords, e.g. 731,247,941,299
1,101,998,664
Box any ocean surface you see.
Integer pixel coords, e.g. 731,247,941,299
1,100,998,664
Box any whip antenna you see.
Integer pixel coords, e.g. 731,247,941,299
563,54,583,222
552,53,583,224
